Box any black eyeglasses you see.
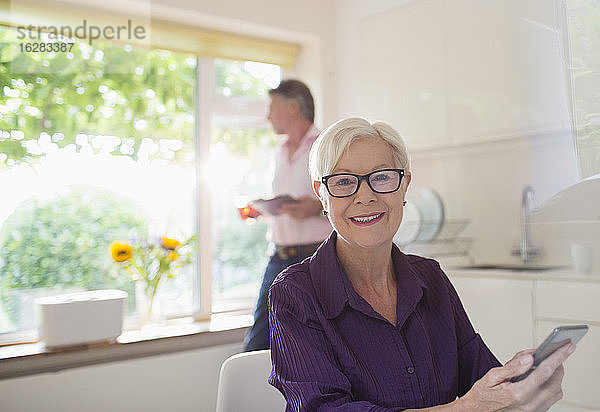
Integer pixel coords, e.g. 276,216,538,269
321,169,404,198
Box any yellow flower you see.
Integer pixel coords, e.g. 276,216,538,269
161,236,181,250
168,251,178,261
110,241,133,262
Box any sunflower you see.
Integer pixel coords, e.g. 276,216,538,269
110,241,133,262
161,236,181,250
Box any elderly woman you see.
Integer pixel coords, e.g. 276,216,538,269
267,117,574,411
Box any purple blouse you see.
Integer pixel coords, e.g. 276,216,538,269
268,232,500,411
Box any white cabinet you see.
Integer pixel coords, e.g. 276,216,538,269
447,272,600,411
536,320,599,411
536,280,600,410
536,281,600,323
449,275,534,363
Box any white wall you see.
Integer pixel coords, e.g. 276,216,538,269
335,0,588,266
0,343,243,412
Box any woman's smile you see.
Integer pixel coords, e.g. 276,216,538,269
349,212,385,226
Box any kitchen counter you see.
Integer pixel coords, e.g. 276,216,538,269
444,265,600,282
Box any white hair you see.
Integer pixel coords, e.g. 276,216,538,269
309,117,411,186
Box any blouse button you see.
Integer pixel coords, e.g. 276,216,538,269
406,366,415,374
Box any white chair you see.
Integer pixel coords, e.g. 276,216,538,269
216,349,287,412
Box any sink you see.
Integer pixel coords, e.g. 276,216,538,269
456,264,565,272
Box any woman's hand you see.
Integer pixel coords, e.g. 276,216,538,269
458,343,575,411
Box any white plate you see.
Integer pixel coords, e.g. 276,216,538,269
412,188,444,242
393,201,422,245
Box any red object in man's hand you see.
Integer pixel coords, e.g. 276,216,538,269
238,205,260,220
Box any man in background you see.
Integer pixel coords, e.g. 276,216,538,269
244,79,332,351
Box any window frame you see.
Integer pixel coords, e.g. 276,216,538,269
195,57,284,319
560,0,600,179
195,57,213,319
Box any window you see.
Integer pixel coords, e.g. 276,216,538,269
564,0,600,178
208,58,281,313
0,20,286,340
0,27,198,335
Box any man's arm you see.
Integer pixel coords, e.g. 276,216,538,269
278,196,323,219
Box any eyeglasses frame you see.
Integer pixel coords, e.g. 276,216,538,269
321,168,405,198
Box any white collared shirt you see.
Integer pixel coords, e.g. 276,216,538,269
269,124,332,246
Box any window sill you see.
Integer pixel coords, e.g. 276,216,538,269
0,313,252,381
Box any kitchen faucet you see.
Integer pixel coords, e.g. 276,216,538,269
511,185,541,263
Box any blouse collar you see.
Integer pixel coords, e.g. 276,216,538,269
308,231,427,326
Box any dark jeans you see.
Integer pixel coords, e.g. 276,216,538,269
244,253,308,352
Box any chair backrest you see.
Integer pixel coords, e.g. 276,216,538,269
216,349,286,412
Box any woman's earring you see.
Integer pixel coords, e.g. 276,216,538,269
322,210,328,216
402,201,407,206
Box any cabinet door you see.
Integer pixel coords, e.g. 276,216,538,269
535,280,600,410
536,321,599,411
448,276,534,363
536,281,600,323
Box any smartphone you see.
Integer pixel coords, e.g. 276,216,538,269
510,324,589,383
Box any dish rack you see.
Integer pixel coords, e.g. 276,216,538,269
402,219,473,259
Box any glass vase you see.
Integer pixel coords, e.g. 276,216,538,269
135,280,165,327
